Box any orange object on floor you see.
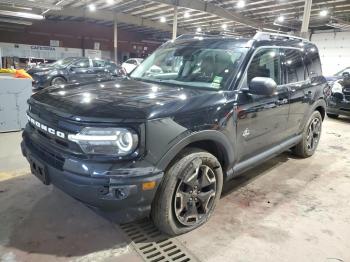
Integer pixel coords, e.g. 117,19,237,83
14,69,32,79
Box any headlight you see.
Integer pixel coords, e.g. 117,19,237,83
68,127,138,156
332,81,343,93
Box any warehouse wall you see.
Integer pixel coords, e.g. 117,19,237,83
0,20,161,58
311,31,350,76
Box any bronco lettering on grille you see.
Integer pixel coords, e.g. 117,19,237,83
27,115,65,139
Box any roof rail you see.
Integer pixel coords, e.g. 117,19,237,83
254,31,309,42
176,33,240,40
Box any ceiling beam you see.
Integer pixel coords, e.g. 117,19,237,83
48,8,189,34
0,17,32,25
151,0,279,30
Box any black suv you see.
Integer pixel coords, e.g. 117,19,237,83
21,33,327,235
28,57,126,89
327,72,350,118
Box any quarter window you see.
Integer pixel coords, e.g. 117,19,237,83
247,48,281,85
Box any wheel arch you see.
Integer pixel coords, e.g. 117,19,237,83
155,130,235,174
50,75,67,85
314,103,326,120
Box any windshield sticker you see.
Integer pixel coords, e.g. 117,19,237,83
211,76,223,88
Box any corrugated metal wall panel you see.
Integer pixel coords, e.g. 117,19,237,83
311,31,350,76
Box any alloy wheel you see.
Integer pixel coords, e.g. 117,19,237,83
174,164,217,226
306,117,321,151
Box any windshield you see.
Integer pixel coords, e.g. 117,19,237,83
51,57,79,68
335,67,350,76
131,42,247,89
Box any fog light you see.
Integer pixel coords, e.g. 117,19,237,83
114,188,129,200
142,181,156,191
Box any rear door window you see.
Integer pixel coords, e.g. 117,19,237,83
304,49,322,77
283,49,307,83
72,58,90,68
92,60,106,68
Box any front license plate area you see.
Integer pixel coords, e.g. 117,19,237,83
28,155,50,185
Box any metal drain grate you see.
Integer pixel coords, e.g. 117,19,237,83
120,219,199,262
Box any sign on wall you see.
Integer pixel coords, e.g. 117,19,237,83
0,42,82,60
94,42,100,50
85,49,101,59
50,40,60,47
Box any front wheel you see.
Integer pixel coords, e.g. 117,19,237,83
51,77,66,86
151,148,223,236
293,111,322,158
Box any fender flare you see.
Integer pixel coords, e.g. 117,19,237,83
309,98,326,119
300,98,326,131
155,130,235,172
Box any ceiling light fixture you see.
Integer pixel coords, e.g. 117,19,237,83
237,0,245,8
277,15,285,22
320,10,328,17
106,0,114,4
88,4,96,11
0,10,44,19
196,27,202,32
222,24,228,30
160,16,166,23
184,11,190,18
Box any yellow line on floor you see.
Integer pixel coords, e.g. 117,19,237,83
0,170,28,182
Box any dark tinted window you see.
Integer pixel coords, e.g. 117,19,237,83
248,48,281,85
92,59,106,67
304,48,322,77
126,59,137,65
72,58,89,68
107,61,117,70
284,49,306,83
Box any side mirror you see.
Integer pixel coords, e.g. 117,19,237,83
342,72,350,79
249,77,277,96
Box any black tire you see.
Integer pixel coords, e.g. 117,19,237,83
327,113,339,119
293,111,322,158
151,148,223,236
51,77,66,86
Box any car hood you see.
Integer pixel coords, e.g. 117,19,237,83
27,66,54,74
325,75,341,82
30,79,229,121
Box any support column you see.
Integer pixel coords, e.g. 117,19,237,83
172,5,178,40
301,0,313,38
114,13,118,63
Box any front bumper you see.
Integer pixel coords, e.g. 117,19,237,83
21,131,163,220
327,96,350,116
31,75,50,89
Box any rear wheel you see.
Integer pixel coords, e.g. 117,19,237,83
293,111,322,158
51,77,66,86
327,113,339,119
151,148,223,236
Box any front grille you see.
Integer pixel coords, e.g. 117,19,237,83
25,136,65,170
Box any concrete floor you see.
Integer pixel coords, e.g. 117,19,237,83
1,116,350,262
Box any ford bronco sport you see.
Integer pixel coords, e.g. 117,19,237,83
21,32,327,235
